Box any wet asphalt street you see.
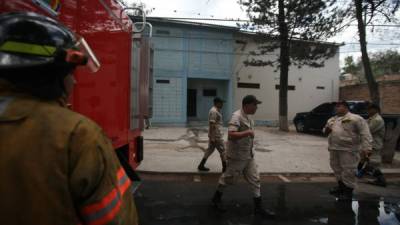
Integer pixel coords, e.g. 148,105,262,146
134,178,400,225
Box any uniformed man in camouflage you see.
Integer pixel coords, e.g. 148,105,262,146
198,97,227,172
211,95,275,218
324,101,373,201
0,12,137,225
359,103,386,186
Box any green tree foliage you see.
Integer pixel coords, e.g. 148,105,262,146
240,0,344,68
370,50,400,76
347,0,400,105
342,50,400,80
239,0,346,131
342,56,360,75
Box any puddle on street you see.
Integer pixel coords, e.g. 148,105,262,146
310,199,400,225
136,181,400,225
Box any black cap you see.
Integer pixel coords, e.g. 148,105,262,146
242,95,262,105
336,101,349,108
213,97,225,104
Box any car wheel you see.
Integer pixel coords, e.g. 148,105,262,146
295,120,307,133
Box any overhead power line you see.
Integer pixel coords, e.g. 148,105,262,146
149,16,400,27
152,34,400,47
151,17,249,22
345,43,400,45
154,47,393,55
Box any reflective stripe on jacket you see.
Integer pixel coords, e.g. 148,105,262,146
0,80,138,225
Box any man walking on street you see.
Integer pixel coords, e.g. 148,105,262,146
198,97,227,172
359,103,386,187
324,101,373,201
211,95,275,218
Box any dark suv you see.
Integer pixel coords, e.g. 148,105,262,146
293,101,369,133
293,101,400,154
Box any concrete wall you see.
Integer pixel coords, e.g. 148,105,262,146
152,77,185,123
150,23,234,124
187,30,233,79
340,80,400,114
149,21,341,125
151,26,186,124
233,35,340,124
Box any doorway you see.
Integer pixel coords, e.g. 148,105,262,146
187,89,197,117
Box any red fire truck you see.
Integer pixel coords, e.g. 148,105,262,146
0,0,153,181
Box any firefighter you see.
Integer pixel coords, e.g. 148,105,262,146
359,103,386,186
211,95,275,218
0,12,138,225
324,101,373,201
198,97,227,172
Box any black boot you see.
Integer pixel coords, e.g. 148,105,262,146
329,181,345,196
369,169,387,187
222,161,227,173
212,190,226,212
337,186,353,202
198,158,210,172
253,197,276,219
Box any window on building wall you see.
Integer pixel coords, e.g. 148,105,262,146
156,79,170,84
275,85,296,90
237,82,260,89
203,89,217,96
235,40,247,44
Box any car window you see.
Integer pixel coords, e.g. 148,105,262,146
313,103,333,114
349,102,368,114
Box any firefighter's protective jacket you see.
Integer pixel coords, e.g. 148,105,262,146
0,80,138,225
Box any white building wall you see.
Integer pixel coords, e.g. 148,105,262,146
233,37,340,124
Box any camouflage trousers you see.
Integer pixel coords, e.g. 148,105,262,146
217,158,261,197
330,150,360,189
203,139,226,162
369,148,382,167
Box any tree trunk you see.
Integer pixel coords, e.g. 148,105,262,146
354,0,380,105
278,0,290,131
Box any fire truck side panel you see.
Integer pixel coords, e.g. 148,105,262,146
73,6,130,150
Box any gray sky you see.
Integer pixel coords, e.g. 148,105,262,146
126,0,400,67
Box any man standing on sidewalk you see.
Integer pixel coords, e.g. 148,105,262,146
198,97,227,172
211,95,275,218
360,103,386,186
324,101,373,201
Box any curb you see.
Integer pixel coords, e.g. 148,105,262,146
137,170,400,178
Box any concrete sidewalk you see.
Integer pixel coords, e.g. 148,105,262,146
138,126,400,175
